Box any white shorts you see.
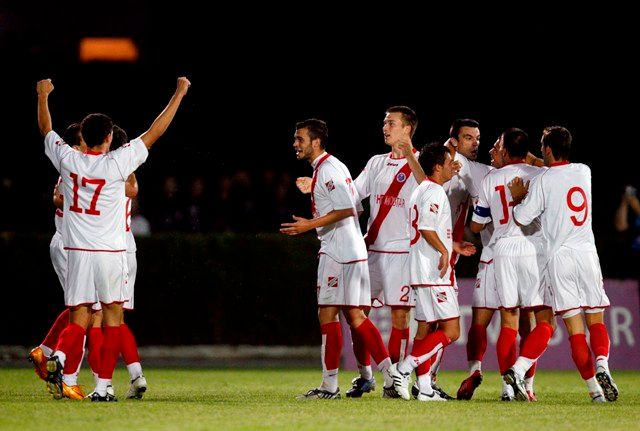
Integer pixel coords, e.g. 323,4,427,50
548,247,610,315
123,251,137,310
472,260,500,309
368,251,413,307
49,232,67,290
65,250,128,307
413,286,460,323
494,237,547,309
317,254,371,307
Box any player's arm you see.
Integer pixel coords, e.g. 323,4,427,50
125,173,138,198
37,79,54,136
397,139,426,183
421,229,449,278
280,208,356,235
53,183,63,209
139,77,191,149
526,152,544,167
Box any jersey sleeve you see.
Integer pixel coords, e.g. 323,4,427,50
417,187,443,231
467,161,492,199
110,138,149,180
322,166,356,211
44,130,73,173
354,157,373,201
513,172,545,226
471,176,492,224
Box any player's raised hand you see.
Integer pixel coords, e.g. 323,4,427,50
296,177,312,194
37,79,54,96
176,77,191,95
396,138,413,156
508,177,529,204
452,160,462,174
454,241,477,257
280,215,312,235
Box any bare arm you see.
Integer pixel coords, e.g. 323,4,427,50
421,229,449,278
470,220,486,233
280,208,355,235
37,79,54,136
526,152,544,167
125,173,138,198
139,77,191,149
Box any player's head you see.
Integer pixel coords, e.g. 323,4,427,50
110,125,129,151
81,113,114,149
294,119,328,162
418,142,455,184
500,128,529,162
383,106,418,145
488,137,505,168
62,122,86,152
449,119,480,160
541,125,571,165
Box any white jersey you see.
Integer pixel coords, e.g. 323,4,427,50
54,177,64,233
125,197,137,252
472,163,543,244
513,162,597,256
44,130,148,251
354,151,419,252
409,179,453,286
311,152,367,263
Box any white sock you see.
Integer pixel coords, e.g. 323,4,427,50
417,373,433,395
39,344,54,357
397,357,414,375
586,376,601,395
126,362,143,380
525,377,534,393
512,357,534,378
95,378,111,396
468,360,482,375
63,373,77,386
377,357,391,373
321,368,339,392
52,350,67,367
358,364,373,380
92,371,99,386
595,356,610,374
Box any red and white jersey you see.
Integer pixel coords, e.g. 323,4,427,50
354,151,419,252
472,162,543,244
513,162,597,256
54,176,64,233
125,197,137,252
311,152,367,263
409,179,453,286
44,130,148,251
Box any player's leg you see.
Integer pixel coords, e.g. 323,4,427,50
457,308,493,400
122,250,147,399
29,309,70,381
518,310,537,401
586,310,617,401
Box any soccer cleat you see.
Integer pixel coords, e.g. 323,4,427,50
89,391,118,402
28,347,49,381
45,356,64,400
596,369,619,402
417,390,448,402
411,382,420,399
590,392,606,403
345,376,375,398
296,388,341,400
457,370,483,400
62,383,86,400
387,364,410,400
382,385,400,398
127,375,148,399
86,385,115,400
503,368,528,402
526,390,538,402
431,381,454,400
501,383,515,401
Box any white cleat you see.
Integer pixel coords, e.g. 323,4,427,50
387,364,411,401
591,391,607,403
417,390,447,402
127,375,147,399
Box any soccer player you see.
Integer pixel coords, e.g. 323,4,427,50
388,143,476,401
470,128,554,402
37,76,190,401
508,126,615,402
281,119,395,399
345,106,424,398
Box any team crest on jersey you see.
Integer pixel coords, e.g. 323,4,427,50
430,203,439,214
396,172,407,183
325,180,335,191
328,277,339,288
436,290,447,303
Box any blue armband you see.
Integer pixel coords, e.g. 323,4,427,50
474,206,491,218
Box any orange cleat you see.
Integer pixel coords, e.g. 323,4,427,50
62,383,86,400
27,347,49,381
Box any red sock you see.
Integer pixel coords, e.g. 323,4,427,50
88,327,103,375
520,333,536,378
352,318,389,365
466,323,488,362
350,326,371,367
56,323,85,374
388,327,410,363
410,330,450,361
520,322,553,360
416,361,432,377
42,309,70,351
588,323,610,358
98,326,121,380
496,327,518,374
570,334,595,380
120,323,141,365
321,322,342,370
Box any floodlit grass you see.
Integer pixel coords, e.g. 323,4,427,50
0,368,638,430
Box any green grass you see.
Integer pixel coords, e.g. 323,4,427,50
1,368,639,430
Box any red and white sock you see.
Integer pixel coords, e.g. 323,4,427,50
54,322,85,371
513,322,553,377
466,323,488,374
569,334,595,380
120,323,143,379
352,318,391,372
88,327,103,379
496,327,517,375
399,331,450,374
589,323,611,372
98,325,121,381
388,327,410,364
320,322,342,392
350,326,372,380
41,309,71,356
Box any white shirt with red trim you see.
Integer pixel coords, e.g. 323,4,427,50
125,197,137,252
44,130,148,251
472,163,544,244
354,152,419,252
311,152,367,263
54,176,64,233
513,162,597,256
409,179,453,286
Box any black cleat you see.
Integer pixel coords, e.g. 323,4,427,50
296,388,341,400
345,376,376,398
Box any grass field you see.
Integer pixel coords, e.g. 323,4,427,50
1,368,639,430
